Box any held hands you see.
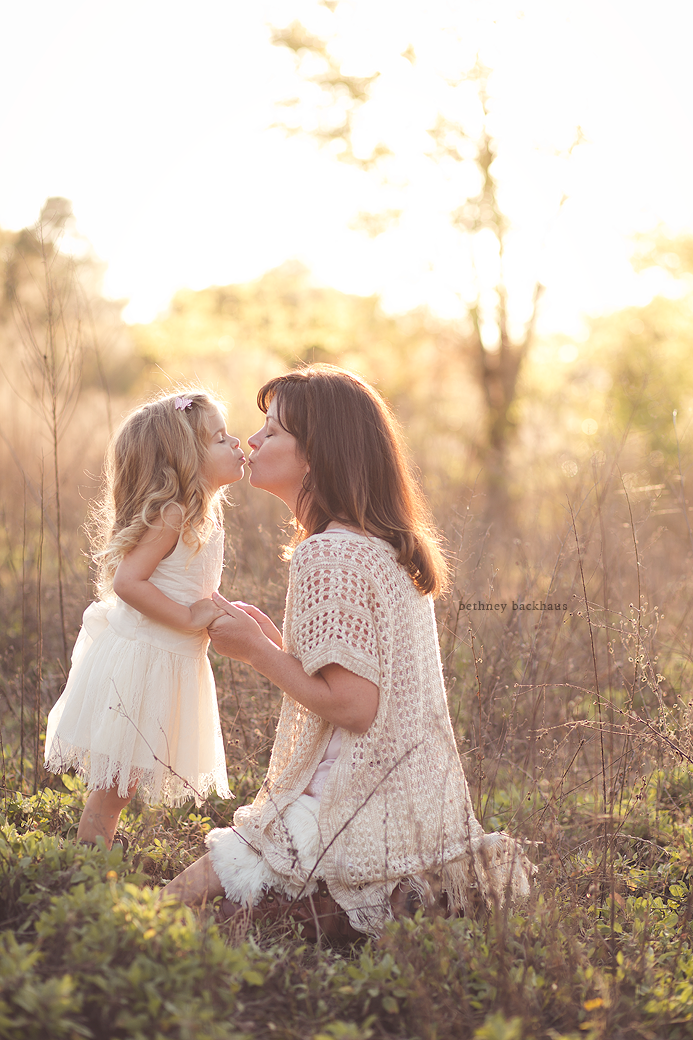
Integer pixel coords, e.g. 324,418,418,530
233,600,283,648
208,592,283,663
212,592,283,647
188,598,227,631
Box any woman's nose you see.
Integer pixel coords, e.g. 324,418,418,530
247,429,262,450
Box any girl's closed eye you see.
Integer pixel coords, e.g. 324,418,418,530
205,409,245,491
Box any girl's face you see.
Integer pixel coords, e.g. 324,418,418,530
247,398,309,513
205,408,245,491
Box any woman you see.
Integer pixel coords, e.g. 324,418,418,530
164,365,531,938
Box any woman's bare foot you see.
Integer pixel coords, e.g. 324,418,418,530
161,853,225,906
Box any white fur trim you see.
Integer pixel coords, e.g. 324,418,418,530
206,794,322,906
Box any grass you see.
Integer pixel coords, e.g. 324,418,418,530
5,435,693,1038
4,766,693,1038
4,470,693,1040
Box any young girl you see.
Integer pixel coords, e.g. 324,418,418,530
45,389,245,848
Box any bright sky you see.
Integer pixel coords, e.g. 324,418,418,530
1,0,692,335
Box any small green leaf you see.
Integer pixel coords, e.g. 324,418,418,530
242,970,265,987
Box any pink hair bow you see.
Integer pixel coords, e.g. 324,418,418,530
174,397,193,410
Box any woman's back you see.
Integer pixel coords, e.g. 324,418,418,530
286,530,451,729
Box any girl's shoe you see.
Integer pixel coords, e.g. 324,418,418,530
112,832,130,856
79,833,129,855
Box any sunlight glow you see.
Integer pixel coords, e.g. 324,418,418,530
0,0,692,332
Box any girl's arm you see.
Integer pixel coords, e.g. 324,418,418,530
208,593,378,733
112,511,225,633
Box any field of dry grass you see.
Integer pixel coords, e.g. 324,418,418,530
3,261,693,1037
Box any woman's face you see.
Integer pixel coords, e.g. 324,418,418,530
247,398,309,513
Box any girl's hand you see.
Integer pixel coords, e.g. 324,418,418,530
214,595,283,648
189,598,226,631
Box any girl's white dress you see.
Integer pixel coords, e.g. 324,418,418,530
44,526,231,806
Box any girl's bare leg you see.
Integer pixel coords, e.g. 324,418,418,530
161,853,225,907
76,783,137,848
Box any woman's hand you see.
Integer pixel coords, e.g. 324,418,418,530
208,597,269,663
212,594,283,648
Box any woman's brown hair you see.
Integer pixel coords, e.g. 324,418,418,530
257,365,448,596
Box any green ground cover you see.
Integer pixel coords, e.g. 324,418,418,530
2,771,693,1040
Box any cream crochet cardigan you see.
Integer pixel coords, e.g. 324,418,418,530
233,531,531,936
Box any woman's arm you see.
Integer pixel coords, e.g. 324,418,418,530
208,594,378,734
112,510,225,633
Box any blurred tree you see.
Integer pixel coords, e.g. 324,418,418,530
579,234,693,466
0,198,138,408
271,20,388,169
0,199,136,665
426,62,549,512
271,13,582,518
631,231,693,281
507,232,693,544
130,261,481,501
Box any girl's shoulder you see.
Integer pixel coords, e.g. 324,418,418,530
160,501,185,530
160,503,221,537
162,516,223,566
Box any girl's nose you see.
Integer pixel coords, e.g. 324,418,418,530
229,435,240,448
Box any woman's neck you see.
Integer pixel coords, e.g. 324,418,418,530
324,521,366,535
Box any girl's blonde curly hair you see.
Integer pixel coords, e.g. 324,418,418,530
91,389,227,599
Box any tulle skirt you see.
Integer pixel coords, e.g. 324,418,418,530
45,601,231,806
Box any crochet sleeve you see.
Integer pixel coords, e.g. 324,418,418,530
289,547,382,687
